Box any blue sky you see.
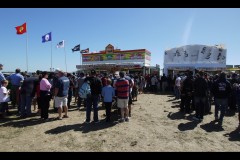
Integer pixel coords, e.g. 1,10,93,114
0,8,240,72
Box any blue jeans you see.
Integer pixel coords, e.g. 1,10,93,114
86,95,99,122
214,98,228,122
21,95,33,116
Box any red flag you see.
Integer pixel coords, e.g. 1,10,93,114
15,23,27,35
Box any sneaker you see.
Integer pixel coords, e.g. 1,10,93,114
125,117,129,122
193,117,199,121
118,118,124,123
57,117,62,120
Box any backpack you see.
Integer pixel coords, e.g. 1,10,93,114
79,81,91,99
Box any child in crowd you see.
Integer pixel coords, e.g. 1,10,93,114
101,78,115,122
0,80,10,118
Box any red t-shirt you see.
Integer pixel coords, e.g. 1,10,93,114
115,78,129,99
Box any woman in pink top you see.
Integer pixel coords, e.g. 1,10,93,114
40,71,52,120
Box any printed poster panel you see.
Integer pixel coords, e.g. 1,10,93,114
164,45,226,64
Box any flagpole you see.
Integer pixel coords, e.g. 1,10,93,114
80,51,82,65
26,27,29,72
50,36,53,72
64,44,67,72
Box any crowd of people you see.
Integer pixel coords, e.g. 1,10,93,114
0,64,149,123
0,63,240,129
168,70,240,127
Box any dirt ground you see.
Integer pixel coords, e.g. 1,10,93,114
0,93,240,152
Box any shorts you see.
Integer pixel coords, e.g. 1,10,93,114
55,96,68,108
117,98,128,108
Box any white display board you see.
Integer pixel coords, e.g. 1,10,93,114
164,45,226,64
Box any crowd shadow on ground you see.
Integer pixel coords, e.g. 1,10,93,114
200,121,224,132
178,121,199,131
0,116,56,128
0,108,120,130
224,127,240,141
167,111,199,131
45,119,118,135
45,109,120,134
167,111,185,120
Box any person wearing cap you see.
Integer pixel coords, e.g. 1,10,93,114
84,69,102,123
54,70,70,120
0,64,6,88
212,72,232,126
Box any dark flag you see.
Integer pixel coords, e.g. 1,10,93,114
72,44,80,52
80,48,89,54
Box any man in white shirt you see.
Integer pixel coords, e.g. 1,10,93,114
175,74,181,99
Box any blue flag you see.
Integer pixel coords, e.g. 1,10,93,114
42,32,52,43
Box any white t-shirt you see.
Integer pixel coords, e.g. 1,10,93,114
0,86,9,102
175,77,181,87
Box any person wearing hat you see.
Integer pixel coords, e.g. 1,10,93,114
0,64,6,88
84,69,102,123
54,69,70,120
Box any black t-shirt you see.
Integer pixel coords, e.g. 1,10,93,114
56,76,70,97
20,77,38,97
84,76,102,96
